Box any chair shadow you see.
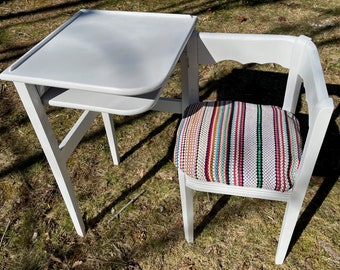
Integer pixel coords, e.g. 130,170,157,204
194,195,231,238
201,66,288,106
193,66,340,254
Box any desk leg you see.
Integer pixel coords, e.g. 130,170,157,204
102,113,120,165
14,82,86,236
180,31,199,113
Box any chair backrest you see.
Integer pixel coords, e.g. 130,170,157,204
196,32,334,193
198,33,296,67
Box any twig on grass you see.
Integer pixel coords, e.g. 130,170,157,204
108,190,146,223
0,220,11,248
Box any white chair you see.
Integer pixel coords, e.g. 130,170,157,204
174,33,333,264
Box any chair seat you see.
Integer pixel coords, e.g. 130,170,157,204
174,101,302,192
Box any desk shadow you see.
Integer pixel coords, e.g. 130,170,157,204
120,114,180,163
86,114,180,230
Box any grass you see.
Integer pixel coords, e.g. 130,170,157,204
0,0,339,269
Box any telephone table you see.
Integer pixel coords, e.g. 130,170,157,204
0,9,198,236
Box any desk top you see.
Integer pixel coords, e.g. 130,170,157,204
0,9,197,95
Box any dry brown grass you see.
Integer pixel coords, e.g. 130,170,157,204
0,0,339,269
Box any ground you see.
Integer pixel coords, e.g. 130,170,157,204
0,0,339,269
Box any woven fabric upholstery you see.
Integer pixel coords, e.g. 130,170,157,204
174,101,302,192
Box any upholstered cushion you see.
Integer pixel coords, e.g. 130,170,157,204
174,101,302,192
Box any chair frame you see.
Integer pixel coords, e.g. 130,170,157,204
177,32,333,264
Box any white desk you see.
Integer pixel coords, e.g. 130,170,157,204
0,9,198,236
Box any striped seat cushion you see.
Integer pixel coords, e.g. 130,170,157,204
174,101,302,192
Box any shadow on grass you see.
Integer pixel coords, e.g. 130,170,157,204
0,43,38,64
0,0,108,65
0,109,175,179
0,0,103,21
86,114,180,230
152,0,284,15
194,195,231,238
0,102,71,180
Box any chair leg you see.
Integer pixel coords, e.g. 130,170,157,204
102,113,120,165
275,197,304,264
178,169,194,243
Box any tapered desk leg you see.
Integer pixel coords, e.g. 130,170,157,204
14,82,86,236
102,113,120,165
180,30,199,113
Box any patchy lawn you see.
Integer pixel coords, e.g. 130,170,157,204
0,0,339,269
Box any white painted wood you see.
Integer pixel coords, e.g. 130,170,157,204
180,31,200,113
152,97,182,114
282,36,307,113
14,82,86,236
42,87,160,116
275,190,305,264
1,10,197,96
184,175,292,202
197,33,296,67
59,110,99,161
42,87,184,115
178,169,194,243
177,33,334,264
102,113,120,165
